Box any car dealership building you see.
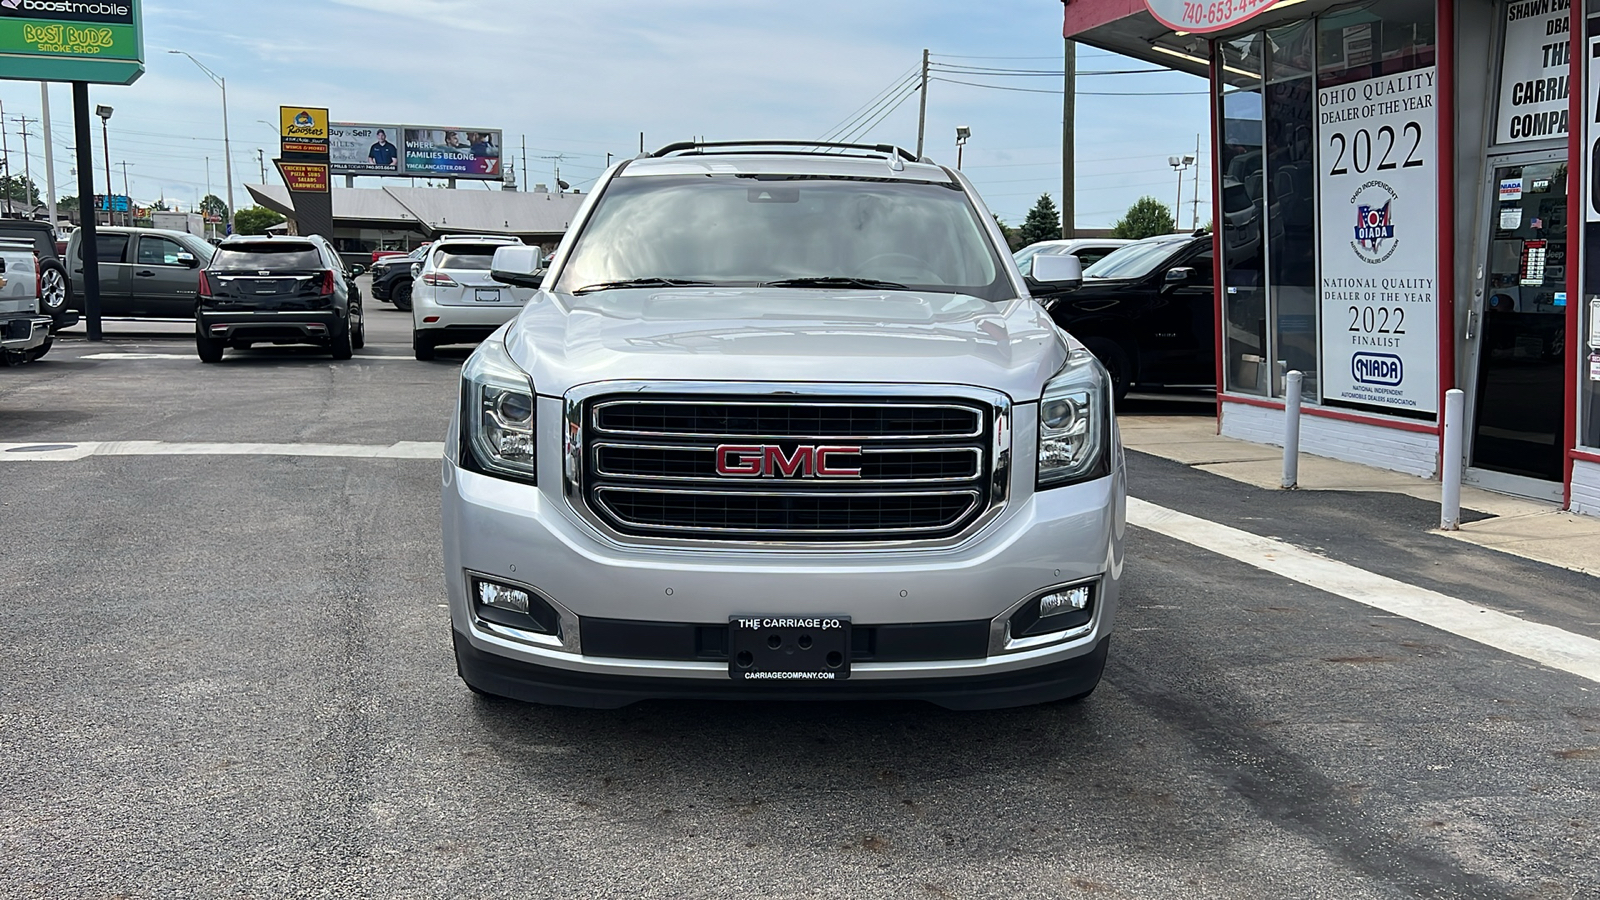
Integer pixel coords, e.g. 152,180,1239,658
1064,0,1600,514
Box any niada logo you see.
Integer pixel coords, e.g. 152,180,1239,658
1349,180,1400,265
1352,352,1403,387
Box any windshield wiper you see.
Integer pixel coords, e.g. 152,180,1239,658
572,277,717,294
761,277,910,290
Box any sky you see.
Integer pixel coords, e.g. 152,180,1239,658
0,0,1213,231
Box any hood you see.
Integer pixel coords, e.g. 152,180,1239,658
502,287,1070,401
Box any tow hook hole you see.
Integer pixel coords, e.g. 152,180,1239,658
736,650,754,669
767,635,782,650
825,651,843,669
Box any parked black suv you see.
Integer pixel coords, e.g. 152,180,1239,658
195,235,365,362
370,244,427,310
0,218,76,332
1032,232,1215,401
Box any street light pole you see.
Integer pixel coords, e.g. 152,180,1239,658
171,50,234,234
96,105,113,224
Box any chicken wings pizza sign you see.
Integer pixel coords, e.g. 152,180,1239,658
1142,0,1279,34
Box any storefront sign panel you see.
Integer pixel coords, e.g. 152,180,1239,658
1317,67,1440,416
0,0,143,84
275,161,330,193
1142,0,1279,34
1588,36,1600,222
1496,0,1571,144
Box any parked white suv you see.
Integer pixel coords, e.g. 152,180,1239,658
411,235,532,360
441,141,1125,709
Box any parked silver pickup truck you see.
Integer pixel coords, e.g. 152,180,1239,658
0,237,51,364
440,141,1127,710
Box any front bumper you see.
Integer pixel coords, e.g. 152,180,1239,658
1,315,51,352
442,404,1127,707
198,309,347,344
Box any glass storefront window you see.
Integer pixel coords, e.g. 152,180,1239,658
1316,0,1436,88
1217,43,1268,396
1265,22,1318,398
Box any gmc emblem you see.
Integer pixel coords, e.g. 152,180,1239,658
715,445,863,478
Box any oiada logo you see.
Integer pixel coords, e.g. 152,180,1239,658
1352,352,1404,387
715,445,862,478
1350,180,1400,264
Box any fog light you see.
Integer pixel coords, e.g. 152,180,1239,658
1039,586,1091,618
478,581,530,614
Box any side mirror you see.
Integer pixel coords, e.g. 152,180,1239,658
349,264,367,277
175,252,198,268
1030,253,1082,293
489,245,545,289
1164,267,1195,285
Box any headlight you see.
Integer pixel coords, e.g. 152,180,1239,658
1037,349,1109,489
461,335,537,484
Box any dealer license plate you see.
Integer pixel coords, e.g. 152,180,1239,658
474,288,501,302
729,616,851,681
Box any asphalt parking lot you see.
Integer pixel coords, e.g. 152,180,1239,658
2,301,1598,899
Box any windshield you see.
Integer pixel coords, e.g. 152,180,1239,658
211,244,321,271
434,244,509,270
1082,237,1189,280
554,174,1010,300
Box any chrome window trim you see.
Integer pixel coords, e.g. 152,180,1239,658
591,442,984,484
561,381,1014,552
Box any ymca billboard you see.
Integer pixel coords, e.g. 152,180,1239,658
403,127,502,179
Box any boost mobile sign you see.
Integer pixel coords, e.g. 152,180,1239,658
1317,68,1440,416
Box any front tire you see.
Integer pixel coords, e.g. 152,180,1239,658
391,281,413,312
195,323,225,363
412,329,436,361
1082,337,1131,404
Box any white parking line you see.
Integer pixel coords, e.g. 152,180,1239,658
0,441,444,461
1127,497,1600,685
77,352,404,361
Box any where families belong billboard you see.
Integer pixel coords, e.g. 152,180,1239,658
403,127,503,179
330,123,403,176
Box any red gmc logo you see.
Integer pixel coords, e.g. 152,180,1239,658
715,445,863,478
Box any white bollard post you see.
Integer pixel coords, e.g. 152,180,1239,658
1282,370,1303,490
1441,388,1466,531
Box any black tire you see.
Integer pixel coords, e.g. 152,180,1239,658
392,280,413,311
330,319,355,360
39,262,70,318
195,322,225,363
25,335,52,361
412,329,436,361
1081,337,1131,404
350,303,365,350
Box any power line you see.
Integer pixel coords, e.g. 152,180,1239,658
930,64,1171,76
820,67,920,143
930,77,1207,96
840,81,922,143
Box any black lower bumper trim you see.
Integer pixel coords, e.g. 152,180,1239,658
453,629,1108,711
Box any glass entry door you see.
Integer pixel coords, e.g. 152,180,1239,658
1469,160,1568,488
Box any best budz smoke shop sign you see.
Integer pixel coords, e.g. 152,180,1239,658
1498,0,1571,143
1143,0,1279,33
0,0,143,85
1317,68,1440,416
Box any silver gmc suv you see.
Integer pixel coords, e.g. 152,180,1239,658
441,141,1126,709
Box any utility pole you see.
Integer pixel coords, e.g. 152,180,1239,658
915,48,929,159
1192,133,1202,231
41,84,57,229
521,136,527,193
118,161,131,213
1062,39,1076,239
257,148,266,184
1,98,11,217
15,115,34,216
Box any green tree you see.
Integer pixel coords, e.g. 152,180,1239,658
1111,197,1175,240
200,194,229,221
1016,194,1062,247
58,195,79,213
993,215,1024,252
0,174,41,208
234,205,287,236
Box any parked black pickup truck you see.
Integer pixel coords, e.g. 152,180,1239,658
1032,232,1215,401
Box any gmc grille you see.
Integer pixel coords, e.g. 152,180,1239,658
579,395,1000,543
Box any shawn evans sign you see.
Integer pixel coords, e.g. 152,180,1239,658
1497,0,1571,143
1317,67,1440,416
1142,0,1279,34
0,0,143,85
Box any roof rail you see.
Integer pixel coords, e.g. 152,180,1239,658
650,140,921,164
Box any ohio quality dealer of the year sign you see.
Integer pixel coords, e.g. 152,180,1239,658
1317,67,1440,416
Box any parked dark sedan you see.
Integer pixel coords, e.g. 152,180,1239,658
1032,232,1215,401
195,234,365,362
